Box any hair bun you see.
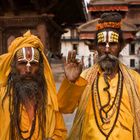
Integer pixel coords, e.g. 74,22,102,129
100,12,122,23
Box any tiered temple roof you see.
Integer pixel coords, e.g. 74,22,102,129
78,0,139,44
0,0,88,54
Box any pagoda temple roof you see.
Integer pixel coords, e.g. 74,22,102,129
0,0,87,26
89,0,140,4
78,18,99,33
88,0,140,12
126,0,140,4
78,18,138,40
88,0,128,12
89,0,127,5
78,18,137,32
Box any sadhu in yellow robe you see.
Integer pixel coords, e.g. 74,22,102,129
58,63,140,140
0,31,67,140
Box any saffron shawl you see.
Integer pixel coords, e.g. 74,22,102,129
68,62,140,140
0,31,61,138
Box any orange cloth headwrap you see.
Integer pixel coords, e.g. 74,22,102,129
0,30,58,111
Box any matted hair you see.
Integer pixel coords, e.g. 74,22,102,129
2,50,47,140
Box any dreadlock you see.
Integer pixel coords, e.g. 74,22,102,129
2,50,47,140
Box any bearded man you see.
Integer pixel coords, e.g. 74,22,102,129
58,12,140,140
0,31,67,140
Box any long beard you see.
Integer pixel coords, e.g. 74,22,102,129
6,59,47,139
9,72,47,139
13,74,39,106
98,54,119,75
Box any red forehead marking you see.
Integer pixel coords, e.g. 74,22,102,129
25,48,32,60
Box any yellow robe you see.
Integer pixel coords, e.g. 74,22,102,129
0,31,67,140
58,67,140,140
0,85,67,140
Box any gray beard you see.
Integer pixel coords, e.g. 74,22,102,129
98,54,119,75
12,73,40,105
14,80,39,105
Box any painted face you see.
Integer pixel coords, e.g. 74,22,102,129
97,31,119,44
97,31,120,57
15,47,40,77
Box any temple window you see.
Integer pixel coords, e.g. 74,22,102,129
130,59,135,67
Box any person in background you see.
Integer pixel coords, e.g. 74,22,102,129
58,12,140,140
0,31,67,140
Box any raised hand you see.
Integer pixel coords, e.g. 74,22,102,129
64,50,83,83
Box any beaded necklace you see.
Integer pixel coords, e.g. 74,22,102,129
92,70,123,140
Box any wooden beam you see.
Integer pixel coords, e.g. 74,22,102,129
8,0,19,15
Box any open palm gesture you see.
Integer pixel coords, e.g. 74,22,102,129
64,50,84,83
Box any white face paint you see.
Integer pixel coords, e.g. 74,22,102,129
108,31,119,42
97,31,119,47
97,31,107,42
16,47,39,67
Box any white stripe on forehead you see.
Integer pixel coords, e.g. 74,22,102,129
97,31,107,43
21,47,34,60
22,47,26,59
97,31,119,43
109,31,119,42
17,47,39,63
108,31,114,42
103,32,107,42
31,47,34,61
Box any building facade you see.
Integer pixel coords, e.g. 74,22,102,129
61,0,140,70
0,0,87,57
61,28,93,68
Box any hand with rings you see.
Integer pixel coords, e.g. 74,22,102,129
64,50,84,83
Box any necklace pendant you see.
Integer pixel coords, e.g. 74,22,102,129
103,117,110,124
